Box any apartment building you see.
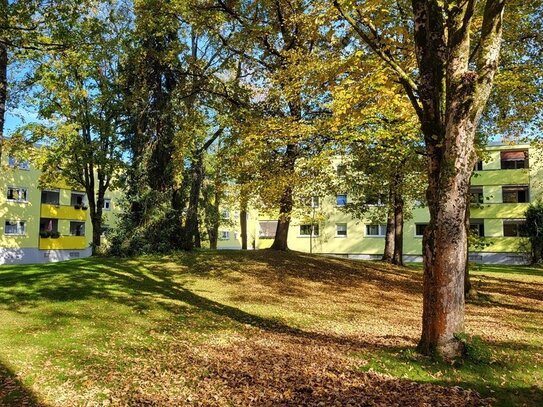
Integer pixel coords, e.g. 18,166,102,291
218,143,539,264
1,143,536,265
0,154,118,264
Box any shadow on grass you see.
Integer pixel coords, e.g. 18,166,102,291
0,251,541,406
0,254,404,351
358,346,543,407
0,361,45,406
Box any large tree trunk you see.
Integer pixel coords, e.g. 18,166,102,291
270,186,293,251
207,189,220,250
413,0,505,359
392,192,404,266
182,155,204,251
382,185,395,262
464,197,475,297
271,143,298,251
0,3,8,163
336,0,506,360
87,188,104,255
240,205,248,250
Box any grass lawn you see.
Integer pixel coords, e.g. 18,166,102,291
0,251,541,406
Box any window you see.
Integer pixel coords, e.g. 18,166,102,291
336,223,347,237
39,218,59,233
365,224,387,237
300,224,319,236
474,161,483,171
415,224,428,237
41,190,60,205
7,187,28,202
309,196,320,208
103,198,111,210
259,221,277,239
470,187,484,204
501,150,528,169
503,220,527,237
336,194,347,206
221,209,230,219
4,220,26,235
336,164,346,176
70,192,86,207
70,221,85,236
220,230,230,240
469,220,485,237
8,156,30,170
366,193,386,206
502,186,529,203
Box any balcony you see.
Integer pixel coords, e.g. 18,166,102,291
470,202,529,219
39,236,87,250
41,204,87,221
472,168,529,186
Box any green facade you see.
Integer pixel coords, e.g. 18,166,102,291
218,143,536,264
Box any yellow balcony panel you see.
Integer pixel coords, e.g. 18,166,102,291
474,237,529,253
470,203,529,219
472,169,529,186
39,236,87,250
41,204,87,220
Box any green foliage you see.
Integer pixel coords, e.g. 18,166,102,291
524,200,543,263
454,333,494,366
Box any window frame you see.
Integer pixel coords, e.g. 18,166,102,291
365,224,387,237
220,230,230,240
4,220,27,236
336,223,347,237
415,223,428,237
103,198,111,210
7,186,28,203
69,221,86,236
500,150,529,170
299,224,319,237
470,187,484,204
336,194,347,207
503,220,527,237
8,156,30,170
502,186,529,204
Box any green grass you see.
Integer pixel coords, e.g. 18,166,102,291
0,251,542,406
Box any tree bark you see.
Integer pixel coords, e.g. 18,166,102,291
271,143,298,251
412,0,506,359
270,186,293,251
464,198,474,297
182,155,204,251
209,192,220,250
0,0,8,163
382,183,395,262
337,0,506,359
240,205,248,250
392,192,404,266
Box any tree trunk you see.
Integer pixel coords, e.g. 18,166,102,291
270,186,293,251
0,2,8,163
464,198,475,297
392,193,404,266
181,155,204,251
418,123,475,359
382,185,395,262
88,192,104,255
270,143,298,251
240,205,248,250
208,189,220,250
336,0,506,360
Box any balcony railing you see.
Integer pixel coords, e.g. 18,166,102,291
39,235,87,250
40,204,88,220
